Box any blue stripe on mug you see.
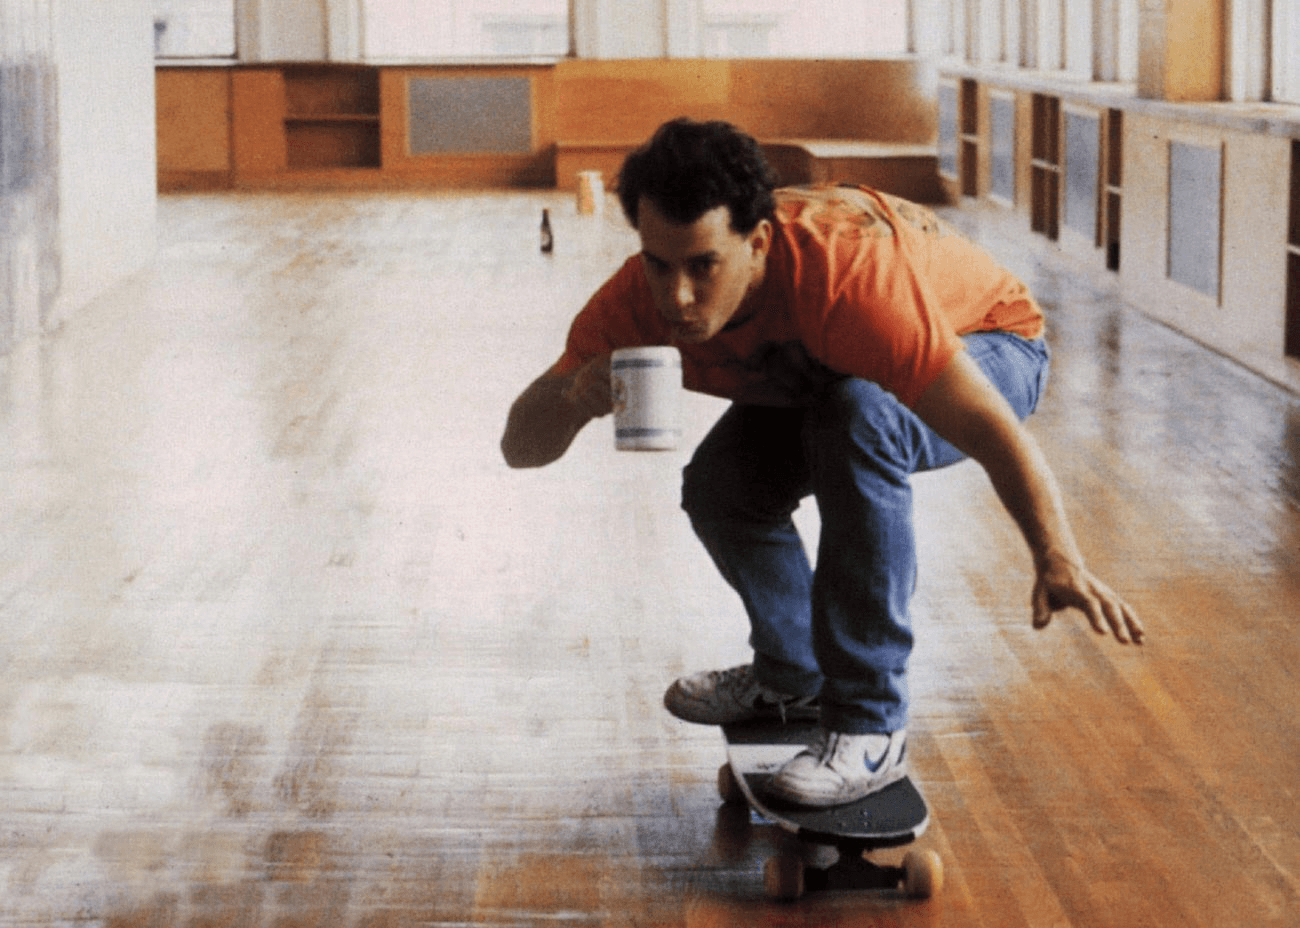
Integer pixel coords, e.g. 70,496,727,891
616,428,682,438
611,357,682,370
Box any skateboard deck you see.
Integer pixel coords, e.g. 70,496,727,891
719,719,942,900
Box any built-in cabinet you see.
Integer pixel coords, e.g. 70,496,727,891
160,58,940,193
1288,140,1300,359
939,66,1299,391
1029,93,1060,240
282,66,381,171
959,79,979,198
1103,109,1122,270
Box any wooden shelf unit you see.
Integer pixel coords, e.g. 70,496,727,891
1102,108,1123,271
1287,139,1300,359
161,58,943,191
282,65,381,170
959,78,979,197
1030,93,1061,240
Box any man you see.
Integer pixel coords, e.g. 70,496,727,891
501,118,1144,808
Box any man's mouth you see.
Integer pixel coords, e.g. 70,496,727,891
669,320,706,341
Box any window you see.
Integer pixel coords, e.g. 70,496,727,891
700,0,909,57
1275,0,1300,103
153,0,236,58
363,0,569,59
1079,0,1138,80
947,0,967,57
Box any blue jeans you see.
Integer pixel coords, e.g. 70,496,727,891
680,333,1051,734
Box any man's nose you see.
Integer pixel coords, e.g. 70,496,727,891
671,273,695,310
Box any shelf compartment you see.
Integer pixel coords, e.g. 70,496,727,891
1030,94,1061,241
285,121,381,170
281,65,382,171
283,65,379,118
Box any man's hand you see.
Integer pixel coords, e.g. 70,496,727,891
1032,556,1145,644
501,354,613,469
561,353,615,419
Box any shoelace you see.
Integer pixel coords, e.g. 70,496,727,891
715,666,809,725
714,667,785,723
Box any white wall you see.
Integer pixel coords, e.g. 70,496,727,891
51,0,157,328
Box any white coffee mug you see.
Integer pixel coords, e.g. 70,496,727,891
611,346,682,451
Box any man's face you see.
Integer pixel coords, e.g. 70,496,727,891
636,197,771,345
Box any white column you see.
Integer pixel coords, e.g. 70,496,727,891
325,0,363,61
664,0,701,57
909,0,948,57
237,0,327,61
51,0,157,329
1063,0,1092,76
1223,0,1267,100
571,0,668,58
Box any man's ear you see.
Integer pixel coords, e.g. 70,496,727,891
749,218,774,258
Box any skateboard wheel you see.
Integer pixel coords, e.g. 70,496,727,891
717,763,746,805
764,854,805,901
902,849,944,899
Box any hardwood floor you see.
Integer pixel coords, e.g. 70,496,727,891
0,189,1296,926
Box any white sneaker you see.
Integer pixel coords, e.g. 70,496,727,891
766,728,908,807
663,664,820,725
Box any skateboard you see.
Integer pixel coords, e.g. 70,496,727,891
719,719,943,902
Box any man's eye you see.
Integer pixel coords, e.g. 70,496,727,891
689,259,717,277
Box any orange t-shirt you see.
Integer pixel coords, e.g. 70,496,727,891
554,185,1044,408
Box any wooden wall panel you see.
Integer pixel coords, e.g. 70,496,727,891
380,67,556,188
1138,0,1225,100
230,68,286,179
1220,133,1290,359
1123,114,1294,383
728,59,935,143
550,58,937,146
552,59,733,144
155,68,231,189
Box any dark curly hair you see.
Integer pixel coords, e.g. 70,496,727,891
617,118,779,235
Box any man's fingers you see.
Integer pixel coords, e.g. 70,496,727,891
1120,602,1146,645
1031,583,1053,630
1097,598,1130,643
1091,580,1146,645
1080,595,1109,638
562,358,615,418
1034,574,1146,646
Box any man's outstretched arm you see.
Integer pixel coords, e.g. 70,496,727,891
501,355,614,469
912,351,1146,645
